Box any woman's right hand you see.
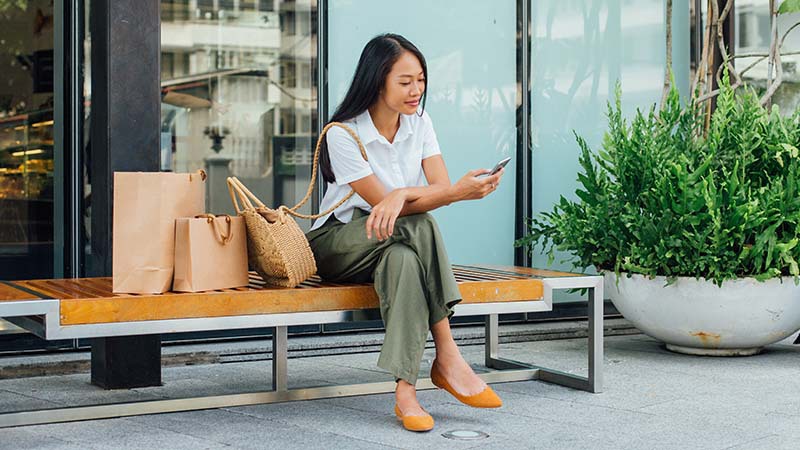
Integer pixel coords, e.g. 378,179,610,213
452,168,504,201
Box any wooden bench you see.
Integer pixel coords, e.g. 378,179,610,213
0,265,603,428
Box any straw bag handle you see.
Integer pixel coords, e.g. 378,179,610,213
227,122,369,221
196,214,234,245
227,176,289,224
227,177,258,215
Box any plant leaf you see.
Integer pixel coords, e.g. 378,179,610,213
779,0,800,14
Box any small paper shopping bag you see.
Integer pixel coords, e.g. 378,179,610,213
173,214,249,292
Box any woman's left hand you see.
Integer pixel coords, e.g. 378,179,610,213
366,189,407,241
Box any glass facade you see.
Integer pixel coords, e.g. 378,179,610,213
0,1,56,280
160,0,317,221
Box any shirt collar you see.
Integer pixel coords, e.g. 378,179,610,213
395,113,414,143
355,110,414,145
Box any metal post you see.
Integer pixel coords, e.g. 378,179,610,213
484,314,500,368
272,326,288,391
315,0,328,209
89,0,163,389
587,285,604,393
514,0,532,268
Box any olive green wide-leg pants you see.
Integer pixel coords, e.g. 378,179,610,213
306,209,462,384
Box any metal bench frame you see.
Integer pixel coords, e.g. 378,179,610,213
0,274,603,428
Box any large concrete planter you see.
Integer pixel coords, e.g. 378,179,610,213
604,272,800,356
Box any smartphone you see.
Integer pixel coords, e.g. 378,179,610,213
479,156,512,177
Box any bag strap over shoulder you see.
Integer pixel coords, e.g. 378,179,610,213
227,122,369,222
284,122,369,220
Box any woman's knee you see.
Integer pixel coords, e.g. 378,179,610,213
379,242,420,269
394,212,438,237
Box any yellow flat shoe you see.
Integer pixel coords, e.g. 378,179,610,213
430,364,503,408
394,404,434,432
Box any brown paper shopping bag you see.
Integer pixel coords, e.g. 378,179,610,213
173,214,249,292
112,171,206,294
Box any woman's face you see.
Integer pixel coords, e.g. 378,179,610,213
380,51,425,116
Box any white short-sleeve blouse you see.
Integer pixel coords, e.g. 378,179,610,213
309,109,441,232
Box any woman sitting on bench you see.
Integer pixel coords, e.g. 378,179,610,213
305,33,505,432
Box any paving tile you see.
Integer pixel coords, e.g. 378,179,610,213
726,434,800,450
0,428,86,450
638,396,800,439
0,375,162,408
8,418,229,450
128,408,395,450
611,427,773,450
0,388,57,414
229,396,518,449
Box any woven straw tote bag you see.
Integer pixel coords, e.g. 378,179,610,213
227,122,368,288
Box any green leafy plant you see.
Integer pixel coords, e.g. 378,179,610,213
779,0,800,14
516,72,800,286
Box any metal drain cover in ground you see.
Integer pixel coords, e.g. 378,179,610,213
442,430,490,441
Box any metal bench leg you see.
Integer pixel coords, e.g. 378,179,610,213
485,314,499,366
536,277,604,393
272,326,288,392
481,277,604,393
484,314,535,371
588,284,604,391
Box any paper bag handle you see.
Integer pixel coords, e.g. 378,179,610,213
196,214,233,245
189,169,207,182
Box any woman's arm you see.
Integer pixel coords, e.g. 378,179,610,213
401,155,505,213
399,155,455,215
348,155,504,240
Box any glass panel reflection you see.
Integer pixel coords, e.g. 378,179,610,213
530,0,686,272
0,1,56,280
735,0,800,113
160,0,316,223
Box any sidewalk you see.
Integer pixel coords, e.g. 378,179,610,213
1,321,798,450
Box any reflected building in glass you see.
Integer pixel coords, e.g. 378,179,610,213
160,0,317,220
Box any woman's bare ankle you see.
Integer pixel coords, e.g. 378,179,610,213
395,380,426,415
396,379,415,394
433,351,466,372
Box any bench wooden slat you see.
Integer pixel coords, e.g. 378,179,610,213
81,278,114,293
454,266,528,279
453,268,518,281
14,280,76,300
54,278,543,325
475,265,586,278
0,283,42,301
62,278,110,298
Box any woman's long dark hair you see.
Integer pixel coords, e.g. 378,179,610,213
319,33,428,184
